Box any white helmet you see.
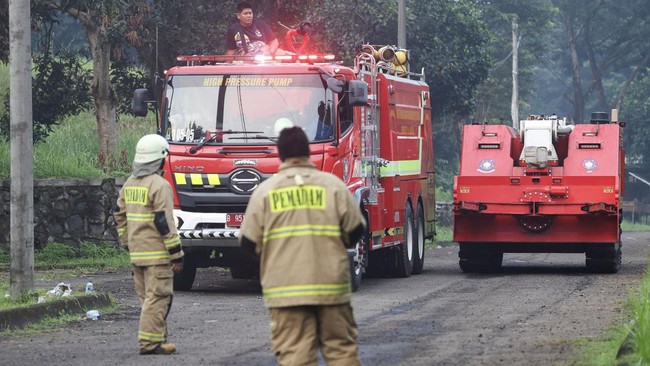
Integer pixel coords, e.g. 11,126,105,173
134,134,169,163
274,118,293,135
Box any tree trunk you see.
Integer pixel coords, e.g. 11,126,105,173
9,0,35,299
584,24,608,111
511,17,519,127
87,27,119,170
562,12,585,123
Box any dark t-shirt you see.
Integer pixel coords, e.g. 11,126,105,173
226,19,277,55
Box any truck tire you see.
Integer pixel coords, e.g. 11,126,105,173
393,204,415,277
173,262,197,291
586,244,621,274
229,260,260,279
458,243,503,273
348,212,369,292
349,252,362,292
412,202,426,275
366,249,389,278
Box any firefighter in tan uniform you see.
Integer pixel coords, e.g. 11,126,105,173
239,127,366,365
114,134,184,355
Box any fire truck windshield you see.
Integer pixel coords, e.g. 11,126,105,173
163,73,332,144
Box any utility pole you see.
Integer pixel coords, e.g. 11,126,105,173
398,0,406,49
9,0,35,299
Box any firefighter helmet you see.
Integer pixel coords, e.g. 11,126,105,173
134,134,169,163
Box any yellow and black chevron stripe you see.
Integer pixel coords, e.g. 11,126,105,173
173,173,221,189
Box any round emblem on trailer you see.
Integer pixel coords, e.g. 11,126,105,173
230,169,262,193
477,159,496,173
582,159,597,173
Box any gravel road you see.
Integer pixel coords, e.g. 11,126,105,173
2,231,649,366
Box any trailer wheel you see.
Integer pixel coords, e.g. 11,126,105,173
173,256,197,291
458,243,503,273
586,244,621,274
393,203,415,277
412,202,426,275
230,258,260,279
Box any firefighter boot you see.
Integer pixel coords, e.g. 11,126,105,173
140,343,176,355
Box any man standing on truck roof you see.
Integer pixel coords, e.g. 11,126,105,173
226,2,284,56
114,134,184,355
239,127,366,365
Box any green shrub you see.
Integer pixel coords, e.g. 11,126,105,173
0,247,8,264
29,241,130,270
435,225,453,242
79,242,123,259
628,268,650,363
35,243,77,263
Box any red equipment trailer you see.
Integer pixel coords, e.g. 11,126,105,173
453,111,625,273
132,45,436,291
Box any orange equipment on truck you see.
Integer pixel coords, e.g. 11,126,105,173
132,44,436,291
453,111,625,273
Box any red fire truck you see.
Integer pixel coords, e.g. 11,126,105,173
453,111,624,273
132,45,436,291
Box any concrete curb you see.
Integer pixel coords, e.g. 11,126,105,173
0,293,112,331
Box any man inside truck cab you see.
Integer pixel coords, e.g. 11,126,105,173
226,2,289,56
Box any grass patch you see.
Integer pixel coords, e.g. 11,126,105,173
622,220,650,232
570,327,629,366
573,264,650,365
0,110,156,179
33,242,130,270
0,300,120,335
435,225,453,243
623,266,650,364
0,242,129,310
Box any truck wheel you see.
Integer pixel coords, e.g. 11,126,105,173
349,252,362,292
586,244,621,273
230,261,260,279
458,243,503,273
366,249,389,278
173,262,197,291
412,202,426,275
393,204,415,277
348,215,369,292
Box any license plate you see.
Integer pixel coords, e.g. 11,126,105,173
226,213,244,227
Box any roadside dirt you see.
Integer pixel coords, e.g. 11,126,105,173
1,231,649,366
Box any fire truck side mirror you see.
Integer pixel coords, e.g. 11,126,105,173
327,78,344,93
348,80,369,107
132,88,151,117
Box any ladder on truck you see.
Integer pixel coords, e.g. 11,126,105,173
355,47,384,204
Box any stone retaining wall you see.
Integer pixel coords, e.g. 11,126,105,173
0,178,456,251
0,178,126,251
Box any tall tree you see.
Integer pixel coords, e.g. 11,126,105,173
41,0,136,170
473,0,556,123
553,0,650,122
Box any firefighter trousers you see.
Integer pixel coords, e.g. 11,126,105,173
269,303,360,366
132,264,174,353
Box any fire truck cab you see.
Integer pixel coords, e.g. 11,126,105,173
133,46,436,291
